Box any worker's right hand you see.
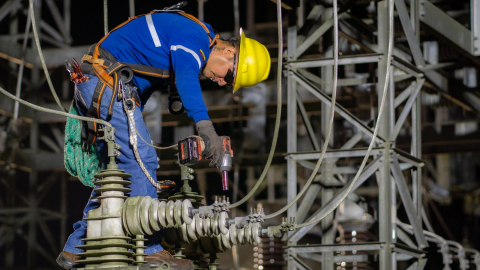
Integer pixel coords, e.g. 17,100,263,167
195,120,224,168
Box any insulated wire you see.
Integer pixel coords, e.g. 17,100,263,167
135,130,178,150
104,0,108,35
14,7,32,120
264,0,340,220
29,0,67,113
397,220,446,245
294,0,395,229
228,0,283,209
0,85,112,127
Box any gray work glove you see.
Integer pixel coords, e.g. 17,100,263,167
196,120,224,168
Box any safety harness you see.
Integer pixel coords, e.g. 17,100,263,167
80,9,219,144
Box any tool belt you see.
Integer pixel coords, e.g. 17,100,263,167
80,44,170,144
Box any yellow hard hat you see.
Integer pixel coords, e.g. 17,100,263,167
233,28,271,92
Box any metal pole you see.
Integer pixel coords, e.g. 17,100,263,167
60,173,67,247
232,163,240,270
103,0,108,35
13,8,32,120
198,0,204,22
321,8,334,270
410,0,423,221
247,0,254,31
287,24,298,270
129,0,135,17
233,0,240,35
377,1,395,269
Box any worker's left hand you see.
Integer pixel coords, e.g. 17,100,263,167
196,120,224,168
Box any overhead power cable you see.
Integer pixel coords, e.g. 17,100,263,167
293,0,395,229
29,0,67,112
228,0,284,209
264,0,340,220
0,85,112,127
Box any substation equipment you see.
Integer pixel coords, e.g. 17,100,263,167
72,126,294,270
283,1,480,270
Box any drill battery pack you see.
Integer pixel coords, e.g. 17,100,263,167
178,137,203,166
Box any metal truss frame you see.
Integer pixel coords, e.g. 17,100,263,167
284,1,441,269
0,0,72,268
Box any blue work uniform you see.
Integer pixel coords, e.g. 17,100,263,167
64,12,215,255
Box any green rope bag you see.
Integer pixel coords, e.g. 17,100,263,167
64,102,101,187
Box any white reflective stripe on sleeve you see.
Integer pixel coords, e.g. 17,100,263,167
146,14,161,47
170,45,201,69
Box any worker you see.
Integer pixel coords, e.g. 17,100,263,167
56,6,271,270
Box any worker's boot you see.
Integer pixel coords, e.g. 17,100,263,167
56,251,80,269
144,250,194,270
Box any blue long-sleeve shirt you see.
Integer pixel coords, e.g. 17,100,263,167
101,12,214,123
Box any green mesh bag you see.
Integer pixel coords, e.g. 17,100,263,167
64,102,101,187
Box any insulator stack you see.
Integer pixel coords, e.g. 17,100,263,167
122,196,264,255
336,229,373,270
253,236,285,270
75,169,134,268
123,197,193,236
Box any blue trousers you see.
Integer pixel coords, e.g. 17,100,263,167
64,74,164,255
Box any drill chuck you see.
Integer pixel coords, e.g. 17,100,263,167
219,153,232,191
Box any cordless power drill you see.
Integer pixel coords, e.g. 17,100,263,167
178,136,233,191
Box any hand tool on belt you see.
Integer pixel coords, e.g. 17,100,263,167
65,58,87,84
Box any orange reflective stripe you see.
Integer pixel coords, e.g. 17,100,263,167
132,69,170,77
96,84,107,124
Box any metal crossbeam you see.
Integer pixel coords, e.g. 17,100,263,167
289,157,382,243
389,78,424,141
286,147,382,160
391,156,428,248
289,53,382,69
291,71,386,143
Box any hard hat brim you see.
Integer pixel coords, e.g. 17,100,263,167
233,28,246,92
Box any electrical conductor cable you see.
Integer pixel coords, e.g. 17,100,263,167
292,0,395,229
29,0,67,113
0,85,112,127
264,0,341,220
228,0,284,209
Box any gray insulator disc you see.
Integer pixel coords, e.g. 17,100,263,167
149,199,161,231
252,223,262,244
210,213,219,235
182,199,193,225
244,225,252,244
174,200,183,226
125,197,144,236
187,216,197,241
212,234,224,252
229,225,238,246
221,230,232,249
195,214,204,237
218,212,229,235
157,201,167,228
202,217,210,236
237,227,245,245
178,223,190,244
139,196,153,235
165,201,175,227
